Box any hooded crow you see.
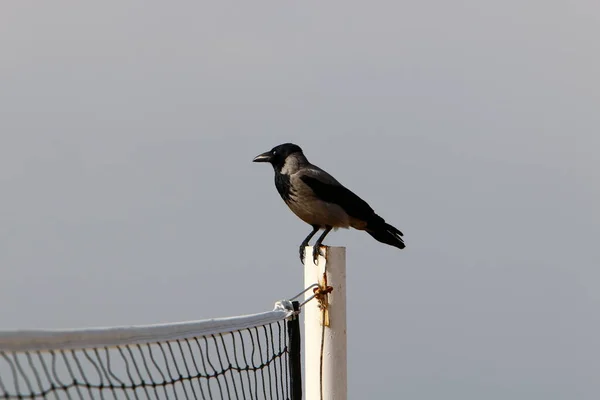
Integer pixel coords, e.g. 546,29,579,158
253,143,405,263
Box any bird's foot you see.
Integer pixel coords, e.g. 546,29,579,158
312,245,325,265
299,245,307,264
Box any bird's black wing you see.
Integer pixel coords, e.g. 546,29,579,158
300,174,374,221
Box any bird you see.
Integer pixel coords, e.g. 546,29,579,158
253,143,405,264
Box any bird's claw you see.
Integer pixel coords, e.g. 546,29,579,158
312,245,325,265
299,244,325,265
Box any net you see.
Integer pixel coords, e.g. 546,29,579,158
0,301,302,400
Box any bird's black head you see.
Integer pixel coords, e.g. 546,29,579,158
253,143,303,169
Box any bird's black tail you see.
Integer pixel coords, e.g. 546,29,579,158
365,216,405,249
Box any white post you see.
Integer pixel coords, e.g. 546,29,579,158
304,246,347,400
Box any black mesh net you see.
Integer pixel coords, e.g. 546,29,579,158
0,307,301,400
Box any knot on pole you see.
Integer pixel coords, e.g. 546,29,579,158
313,272,333,326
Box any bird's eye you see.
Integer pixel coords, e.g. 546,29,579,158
272,150,277,155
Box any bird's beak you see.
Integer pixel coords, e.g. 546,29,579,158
253,151,272,163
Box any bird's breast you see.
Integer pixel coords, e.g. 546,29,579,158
274,172,292,201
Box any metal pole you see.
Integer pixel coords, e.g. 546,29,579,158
304,246,347,400
288,301,303,400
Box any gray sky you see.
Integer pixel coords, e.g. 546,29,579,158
1,1,598,398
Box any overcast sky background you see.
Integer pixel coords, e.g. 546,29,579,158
1,2,598,399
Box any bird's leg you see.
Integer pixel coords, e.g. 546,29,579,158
299,225,320,264
312,226,332,264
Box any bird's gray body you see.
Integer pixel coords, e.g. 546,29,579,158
280,154,357,229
